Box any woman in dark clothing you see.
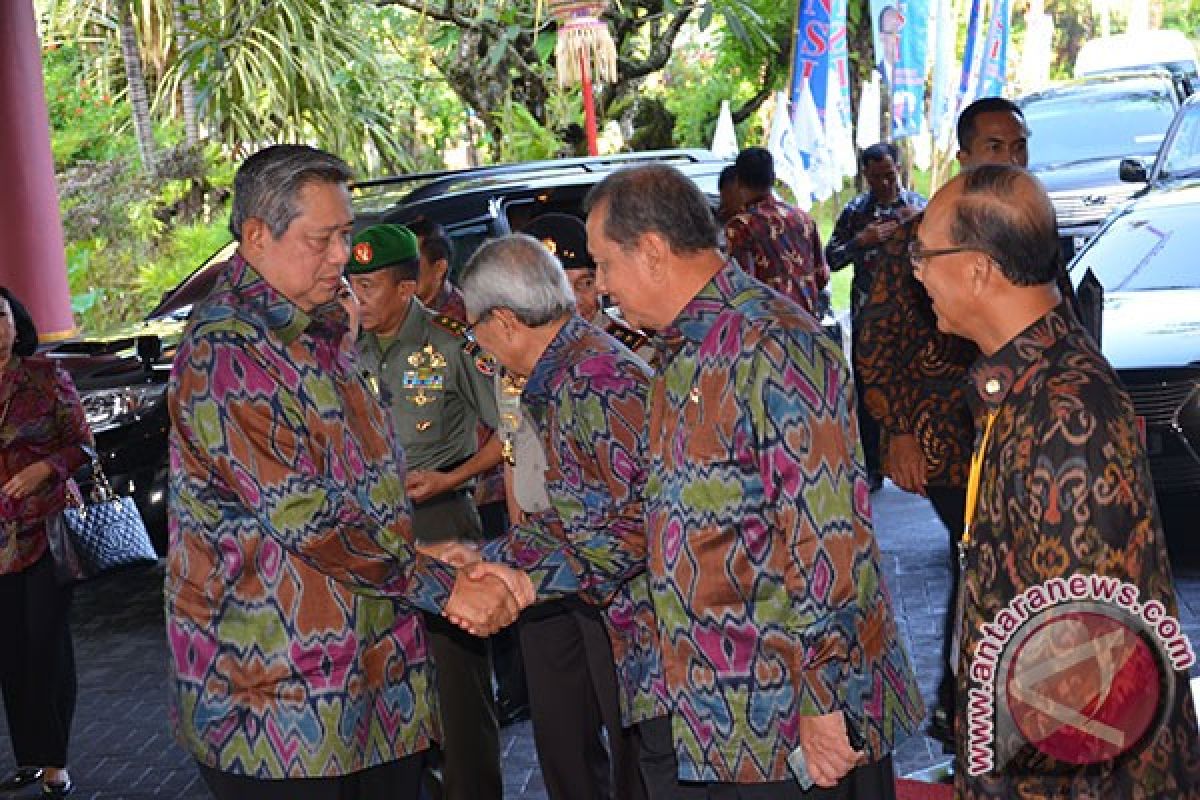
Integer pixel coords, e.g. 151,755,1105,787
0,287,92,798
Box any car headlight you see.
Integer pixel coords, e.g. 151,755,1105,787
81,384,167,433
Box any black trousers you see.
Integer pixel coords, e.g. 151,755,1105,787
852,368,882,478
478,501,529,717
198,753,426,800
637,716,895,800
0,552,76,769
423,614,502,800
926,485,967,715
519,599,646,800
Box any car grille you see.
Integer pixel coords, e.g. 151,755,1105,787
1049,186,1140,228
1125,379,1196,426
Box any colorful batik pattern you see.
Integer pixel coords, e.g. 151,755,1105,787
167,255,456,778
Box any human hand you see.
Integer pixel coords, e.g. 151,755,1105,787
463,562,536,609
796,712,864,788
406,470,454,503
1,461,54,500
444,573,519,636
416,540,481,568
886,434,927,496
857,220,899,248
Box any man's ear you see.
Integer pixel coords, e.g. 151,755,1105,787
637,231,671,282
490,307,520,332
241,217,268,254
968,251,994,297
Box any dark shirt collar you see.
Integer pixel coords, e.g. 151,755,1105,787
523,314,590,412
967,302,1076,415
226,252,346,346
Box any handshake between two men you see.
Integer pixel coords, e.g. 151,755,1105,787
420,541,537,637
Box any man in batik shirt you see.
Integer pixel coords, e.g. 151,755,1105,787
724,147,828,318
826,141,927,492
855,96,1039,745
478,164,921,798
447,233,668,798
915,164,1200,798
166,145,524,800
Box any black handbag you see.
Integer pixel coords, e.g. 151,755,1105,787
46,457,158,584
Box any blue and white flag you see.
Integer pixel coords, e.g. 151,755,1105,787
977,0,1013,98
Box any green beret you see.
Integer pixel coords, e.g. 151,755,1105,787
347,224,420,279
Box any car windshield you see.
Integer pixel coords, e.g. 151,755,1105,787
1074,204,1200,291
1024,90,1176,169
1158,105,1200,180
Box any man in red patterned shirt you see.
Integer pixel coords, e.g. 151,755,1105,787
724,147,829,317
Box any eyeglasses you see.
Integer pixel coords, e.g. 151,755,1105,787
463,308,496,343
908,241,979,271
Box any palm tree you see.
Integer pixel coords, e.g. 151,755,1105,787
117,0,158,174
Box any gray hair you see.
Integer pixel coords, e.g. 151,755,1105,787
583,164,719,254
229,145,353,241
459,234,576,327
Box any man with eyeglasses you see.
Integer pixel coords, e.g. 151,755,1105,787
347,223,506,800
852,96,1069,750
915,163,1200,799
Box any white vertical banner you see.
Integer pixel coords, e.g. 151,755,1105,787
767,92,814,211
929,0,959,152
856,73,883,150
793,84,837,203
711,100,739,159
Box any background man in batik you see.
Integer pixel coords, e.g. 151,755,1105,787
915,164,1200,798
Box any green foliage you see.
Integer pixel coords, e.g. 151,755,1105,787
42,43,135,168
163,0,415,174
492,100,563,163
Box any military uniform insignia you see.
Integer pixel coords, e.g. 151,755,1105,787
605,316,650,352
497,371,527,465
353,242,373,264
403,344,446,407
415,420,432,431
475,354,495,377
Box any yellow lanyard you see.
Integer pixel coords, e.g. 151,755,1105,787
962,411,998,549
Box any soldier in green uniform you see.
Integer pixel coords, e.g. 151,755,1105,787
346,224,503,800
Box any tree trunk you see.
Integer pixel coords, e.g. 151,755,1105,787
119,0,158,175
173,0,200,146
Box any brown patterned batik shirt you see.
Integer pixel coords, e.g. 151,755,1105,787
956,303,1200,798
854,216,978,488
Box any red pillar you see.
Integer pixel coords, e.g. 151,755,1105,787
580,54,598,157
0,2,76,341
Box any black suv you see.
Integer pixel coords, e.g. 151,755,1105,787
45,150,737,553
1017,70,1188,256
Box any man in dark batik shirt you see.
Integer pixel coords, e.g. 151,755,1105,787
915,163,1200,798
854,97,1082,745
826,141,926,491
724,147,828,317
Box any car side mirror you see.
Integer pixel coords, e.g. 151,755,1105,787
1119,158,1148,183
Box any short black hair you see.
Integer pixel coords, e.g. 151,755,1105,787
950,165,1058,286
733,147,775,192
956,97,1026,152
861,142,899,169
584,165,719,255
0,287,39,357
718,164,738,190
408,216,454,265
